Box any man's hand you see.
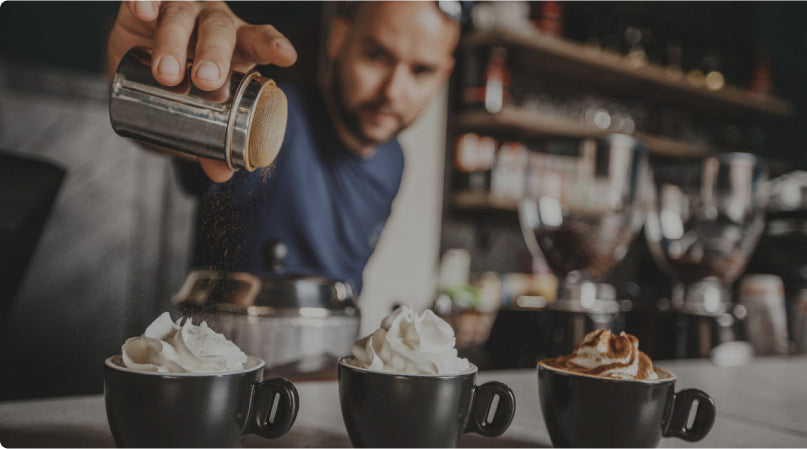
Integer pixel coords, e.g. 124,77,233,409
107,1,297,182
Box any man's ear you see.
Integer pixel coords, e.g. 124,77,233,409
327,16,349,60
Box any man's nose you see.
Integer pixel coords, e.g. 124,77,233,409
382,64,410,105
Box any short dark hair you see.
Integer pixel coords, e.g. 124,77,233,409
336,1,472,25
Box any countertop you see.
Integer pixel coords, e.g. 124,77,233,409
2,356,806,448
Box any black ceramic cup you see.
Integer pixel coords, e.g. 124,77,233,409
338,357,516,448
538,361,715,447
104,355,299,447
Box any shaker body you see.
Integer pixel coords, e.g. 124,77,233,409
109,47,287,171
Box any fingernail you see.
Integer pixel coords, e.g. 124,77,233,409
134,1,154,17
157,55,181,77
275,39,296,56
196,61,220,82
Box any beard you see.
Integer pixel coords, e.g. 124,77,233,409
330,60,409,147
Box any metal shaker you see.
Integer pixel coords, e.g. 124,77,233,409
109,46,287,171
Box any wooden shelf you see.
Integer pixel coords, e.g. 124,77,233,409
454,107,713,157
451,191,519,211
462,29,793,118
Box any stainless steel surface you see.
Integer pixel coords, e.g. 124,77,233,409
172,270,359,317
172,269,360,380
3,357,807,447
109,46,287,171
200,312,359,378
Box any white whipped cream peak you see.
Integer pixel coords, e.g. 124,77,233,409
351,306,470,375
122,312,247,373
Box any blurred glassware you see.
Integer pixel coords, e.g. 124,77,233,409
518,134,649,308
738,274,789,355
795,289,807,354
645,153,769,314
623,26,648,68
664,40,685,81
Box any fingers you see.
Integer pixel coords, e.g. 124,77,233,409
191,4,238,91
236,24,297,68
199,158,234,183
128,1,161,22
150,2,199,86
116,1,296,92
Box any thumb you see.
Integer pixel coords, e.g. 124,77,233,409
127,1,161,22
199,157,234,183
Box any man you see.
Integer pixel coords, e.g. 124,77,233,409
107,1,462,293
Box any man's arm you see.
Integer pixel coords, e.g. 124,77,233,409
107,1,297,183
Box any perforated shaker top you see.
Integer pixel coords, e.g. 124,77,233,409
246,80,288,171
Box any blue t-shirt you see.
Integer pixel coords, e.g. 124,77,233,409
190,84,405,294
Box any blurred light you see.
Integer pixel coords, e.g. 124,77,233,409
516,295,547,309
484,80,503,113
593,109,611,129
539,197,563,227
705,71,725,90
660,209,684,239
580,283,597,309
704,287,722,313
686,69,705,88
299,307,329,318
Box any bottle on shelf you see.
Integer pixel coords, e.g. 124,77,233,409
701,51,726,91
490,142,528,201
664,40,684,81
483,46,511,113
749,50,773,97
623,26,648,69
533,1,564,37
460,46,512,113
452,133,497,193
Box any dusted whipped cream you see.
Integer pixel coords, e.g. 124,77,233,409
350,306,470,375
122,312,247,373
543,330,658,380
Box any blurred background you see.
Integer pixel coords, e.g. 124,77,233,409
1,1,806,400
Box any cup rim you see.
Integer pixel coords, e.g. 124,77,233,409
104,354,265,377
338,356,478,378
537,359,676,383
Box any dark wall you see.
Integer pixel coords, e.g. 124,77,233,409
756,2,807,169
0,1,119,73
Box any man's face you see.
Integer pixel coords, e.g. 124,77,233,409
328,2,459,148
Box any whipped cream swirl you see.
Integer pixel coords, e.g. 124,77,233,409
122,312,247,373
544,330,657,380
350,306,470,375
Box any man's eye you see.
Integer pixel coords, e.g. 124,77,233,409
413,66,437,78
367,50,390,63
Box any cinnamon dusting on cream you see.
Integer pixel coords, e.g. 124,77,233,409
543,330,658,380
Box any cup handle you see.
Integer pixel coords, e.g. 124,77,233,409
464,381,516,437
244,377,300,440
663,388,716,442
